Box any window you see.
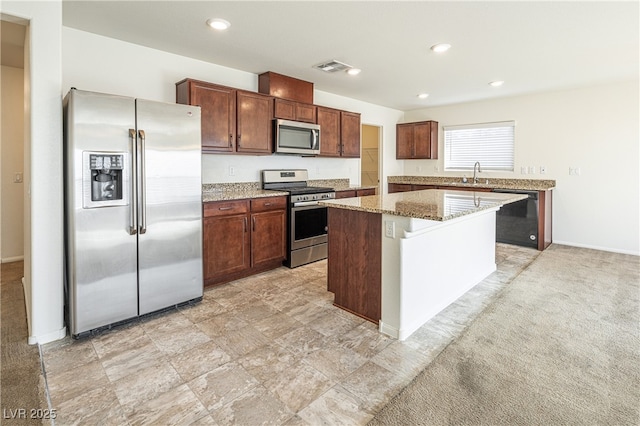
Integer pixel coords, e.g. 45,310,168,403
443,121,515,171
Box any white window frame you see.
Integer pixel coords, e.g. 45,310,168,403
443,121,515,172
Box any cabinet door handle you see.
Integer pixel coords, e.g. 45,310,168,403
244,217,247,232
237,134,241,147
252,217,256,232
218,206,233,211
264,202,272,206
229,134,232,147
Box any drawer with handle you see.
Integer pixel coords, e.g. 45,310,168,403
250,196,287,213
204,199,250,217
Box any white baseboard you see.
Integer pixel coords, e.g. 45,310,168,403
552,241,639,256
2,255,24,263
28,326,67,345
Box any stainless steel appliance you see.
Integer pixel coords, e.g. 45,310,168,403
262,169,334,267
493,189,539,249
274,119,320,156
63,89,203,338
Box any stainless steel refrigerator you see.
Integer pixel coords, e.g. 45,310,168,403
63,89,203,338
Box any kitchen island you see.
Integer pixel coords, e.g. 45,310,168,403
321,189,527,340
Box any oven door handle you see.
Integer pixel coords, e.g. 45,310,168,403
292,200,322,207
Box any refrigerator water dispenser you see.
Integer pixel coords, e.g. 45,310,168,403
82,151,129,208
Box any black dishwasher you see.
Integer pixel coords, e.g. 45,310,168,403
492,189,538,249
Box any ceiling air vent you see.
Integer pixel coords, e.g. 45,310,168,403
313,60,352,73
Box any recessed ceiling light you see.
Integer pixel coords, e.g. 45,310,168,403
430,43,451,53
347,68,361,76
489,80,504,87
417,93,429,99
206,18,231,31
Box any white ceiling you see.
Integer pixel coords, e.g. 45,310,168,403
54,1,640,110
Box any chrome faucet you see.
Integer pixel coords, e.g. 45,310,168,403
473,161,482,184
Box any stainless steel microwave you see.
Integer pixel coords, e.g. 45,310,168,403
274,119,320,155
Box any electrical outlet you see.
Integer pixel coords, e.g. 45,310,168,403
520,166,528,175
229,166,235,176
385,220,395,238
539,166,546,174
13,172,23,183
434,165,439,172
569,167,581,176
528,166,535,174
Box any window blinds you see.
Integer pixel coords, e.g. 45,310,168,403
443,121,515,171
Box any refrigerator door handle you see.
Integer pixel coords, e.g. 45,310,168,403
138,129,147,234
128,129,138,235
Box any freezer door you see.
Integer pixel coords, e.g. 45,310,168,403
64,89,139,335
135,99,203,314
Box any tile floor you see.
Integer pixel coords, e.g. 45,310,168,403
41,244,539,425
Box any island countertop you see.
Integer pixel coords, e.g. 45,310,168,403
388,176,556,191
320,189,527,221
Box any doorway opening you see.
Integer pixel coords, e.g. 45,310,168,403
361,124,380,188
1,18,26,265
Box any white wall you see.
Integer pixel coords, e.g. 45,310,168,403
403,80,640,255
1,65,25,262
3,1,66,344
62,27,404,187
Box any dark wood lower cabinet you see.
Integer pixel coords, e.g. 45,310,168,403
250,209,286,268
539,189,553,251
327,207,381,323
388,183,413,193
204,196,286,287
335,188,377,199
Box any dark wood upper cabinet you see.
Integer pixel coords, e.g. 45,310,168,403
340,111,361,158
317,106,341,157
236,90,274,154
317,107,361,158
176,79,273,155
177,79,236,152
178,75,362,157
396,120,438,159
258,71,314,104
273,98,317,123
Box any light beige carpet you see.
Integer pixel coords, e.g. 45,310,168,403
369,244,640,425
1,261,46,425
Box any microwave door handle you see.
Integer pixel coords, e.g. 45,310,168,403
312,129,319,150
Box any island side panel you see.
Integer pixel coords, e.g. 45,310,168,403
327,207,382,323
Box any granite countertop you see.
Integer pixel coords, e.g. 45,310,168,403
388,176,556,191
202,182,287,202
320,189,527,221
202,179,377,202
308,179,378,192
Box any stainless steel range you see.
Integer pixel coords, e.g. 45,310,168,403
262,169,335,268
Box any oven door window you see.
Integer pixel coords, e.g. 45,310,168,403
293,206,327,241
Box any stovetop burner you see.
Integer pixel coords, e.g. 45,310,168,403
261,169,335,203
285,186,334,196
